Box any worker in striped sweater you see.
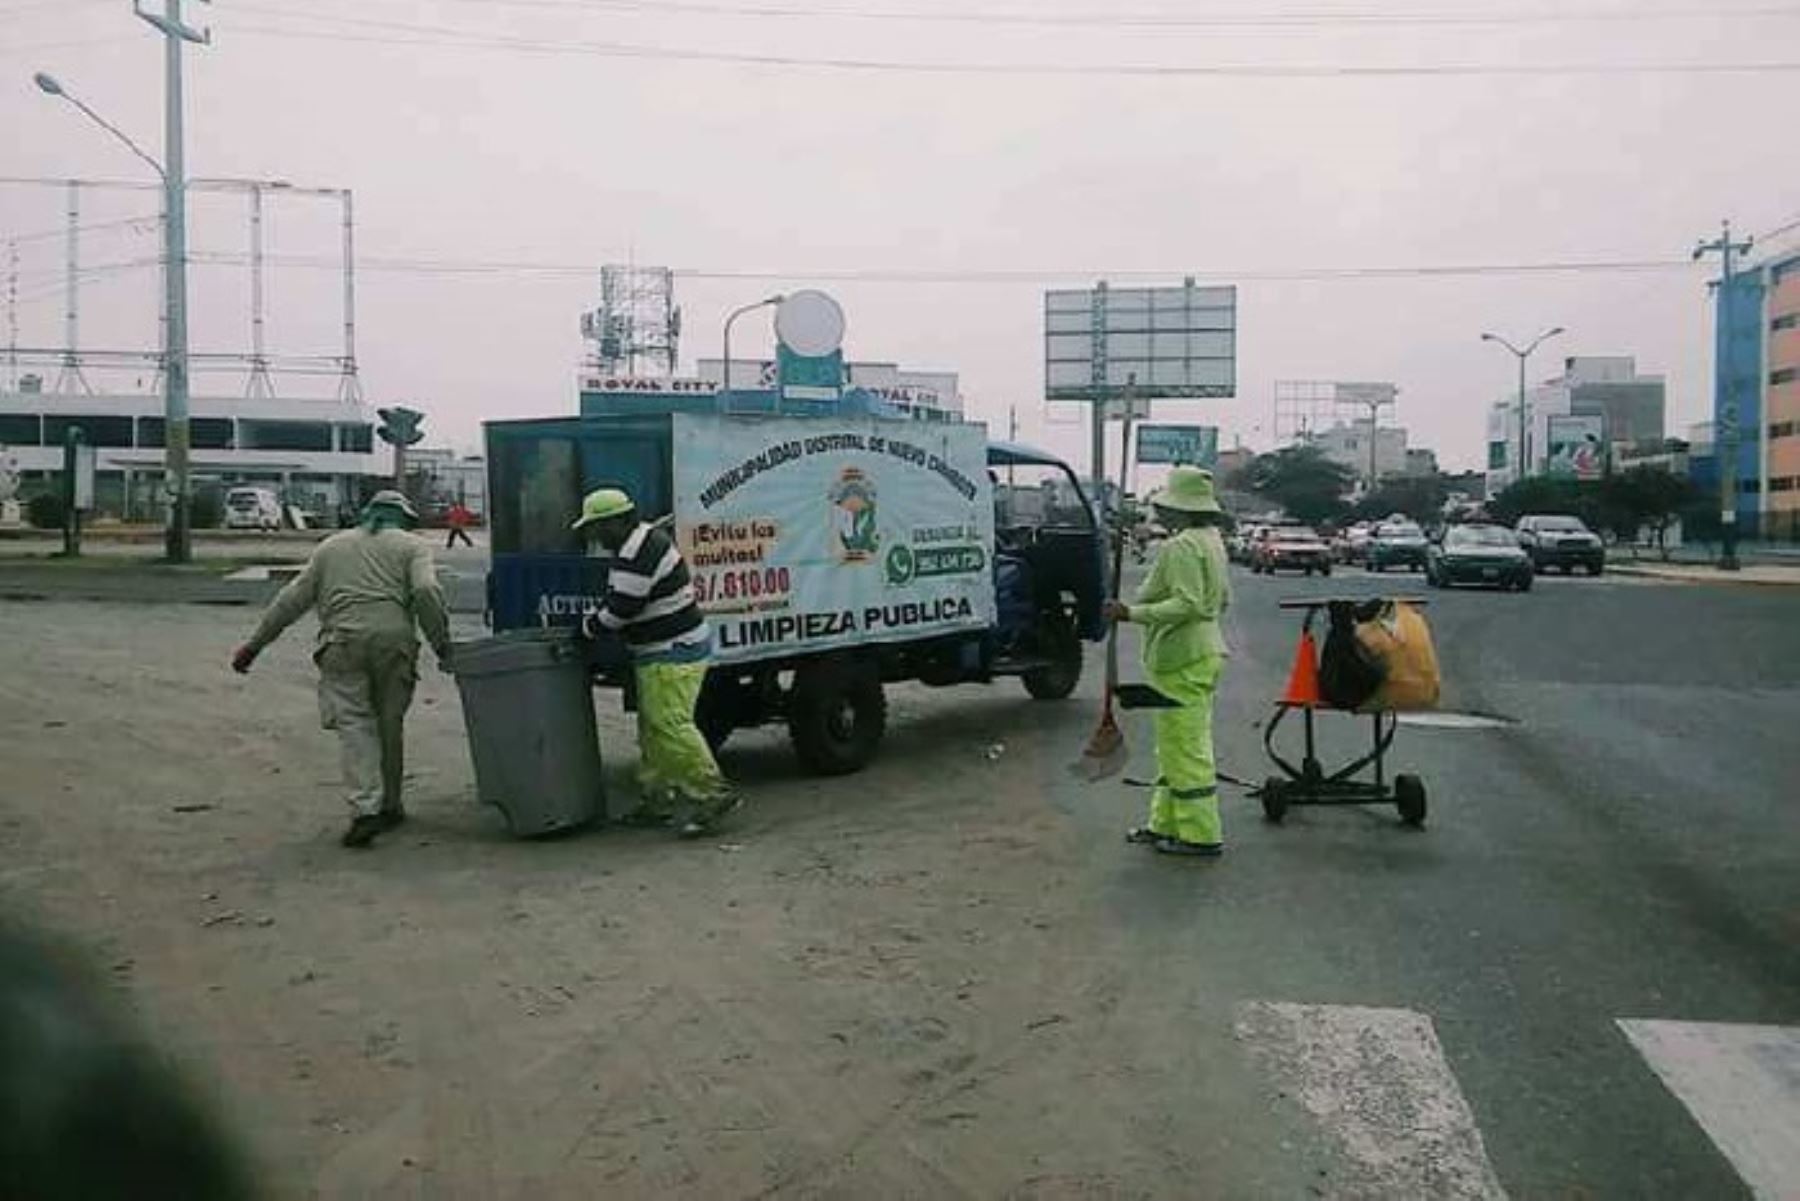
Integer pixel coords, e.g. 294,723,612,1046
574,487,741,838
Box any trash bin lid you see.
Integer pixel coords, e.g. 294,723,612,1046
451,628,583,677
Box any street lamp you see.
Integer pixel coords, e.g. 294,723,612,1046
36,67,195,562
1481,327,1564,485
721,294,784,405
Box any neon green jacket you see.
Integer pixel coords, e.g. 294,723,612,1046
1129,526,1232,674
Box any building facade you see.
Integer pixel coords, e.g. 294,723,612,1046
1485,356,1667,492
1313,419,1408,488
0,385,385,521
1715,248,1800,537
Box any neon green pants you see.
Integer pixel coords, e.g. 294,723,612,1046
634,658,729,812
1146,657,1224,846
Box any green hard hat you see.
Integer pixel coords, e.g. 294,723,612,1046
363,489,419,521
571,487,635,530
1150,465,1222,515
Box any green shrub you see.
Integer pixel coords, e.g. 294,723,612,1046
26,491,65,530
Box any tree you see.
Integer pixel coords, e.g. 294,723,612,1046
1602,467,1698,560
1239,445,1355,526
1353,475,1447,525
1487,475,1593,528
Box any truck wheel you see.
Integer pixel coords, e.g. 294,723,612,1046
1023,614,1083,701
695,673,739,752
789,659,887,776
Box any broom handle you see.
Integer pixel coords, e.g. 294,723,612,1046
1101,403,1134,713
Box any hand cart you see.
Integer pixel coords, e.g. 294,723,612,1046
1253,597,1430,828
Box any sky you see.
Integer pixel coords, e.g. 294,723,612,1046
4,0,1799,474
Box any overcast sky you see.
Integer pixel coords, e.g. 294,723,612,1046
5,0,1798,472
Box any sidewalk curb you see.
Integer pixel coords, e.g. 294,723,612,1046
1606,562,1800,587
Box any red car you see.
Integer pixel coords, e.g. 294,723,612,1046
1251,526,1333,576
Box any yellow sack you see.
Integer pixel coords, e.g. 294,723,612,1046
1354,602,1441,712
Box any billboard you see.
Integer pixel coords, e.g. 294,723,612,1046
1136,424,1219,467
1547,415,1606,480
670,415,995,665
1045,282,1236,401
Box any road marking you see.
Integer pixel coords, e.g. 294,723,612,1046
1235,1002,1508,1200
1618,1019,1800,1200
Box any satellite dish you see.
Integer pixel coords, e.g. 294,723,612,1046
775,290,846,358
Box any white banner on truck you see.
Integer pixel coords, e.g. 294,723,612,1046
671,414,996,664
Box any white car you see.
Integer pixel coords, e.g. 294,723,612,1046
223,486,283,532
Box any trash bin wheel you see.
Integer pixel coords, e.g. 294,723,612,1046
1261,778,1289,824
789,658,888,776
1395,773,1427,826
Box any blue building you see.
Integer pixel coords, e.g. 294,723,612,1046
1713,271,1768,535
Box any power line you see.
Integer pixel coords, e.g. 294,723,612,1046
264,0,1800,30
0,34,138,56
185,248,1701,283
4,213,162,247
222,17,1800,76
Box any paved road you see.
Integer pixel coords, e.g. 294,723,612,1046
1,563,1794,1198
1072,564,1800,1198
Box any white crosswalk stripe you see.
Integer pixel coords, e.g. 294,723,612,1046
1235,1001,1509,1200
1618,1019,1800,1201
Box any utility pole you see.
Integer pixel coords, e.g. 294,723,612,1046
1694,220,1753,572
137,0,208,563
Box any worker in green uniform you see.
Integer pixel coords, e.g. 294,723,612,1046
1103,465,1232,857
232,490,451,848
572,487,740,838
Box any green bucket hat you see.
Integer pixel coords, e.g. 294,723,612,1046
363,489,419,522
1150,465,1222,515
571,487,635,531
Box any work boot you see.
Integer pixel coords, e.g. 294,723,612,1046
341,814,386,848
1154,837,1223,858
678,793,744,840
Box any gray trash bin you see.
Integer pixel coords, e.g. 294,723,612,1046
452,629,605,836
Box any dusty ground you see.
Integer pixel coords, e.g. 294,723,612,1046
5,574,1795,1200
0,599,1315,1200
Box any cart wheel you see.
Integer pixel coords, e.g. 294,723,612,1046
1261,778,1289,824
1395,773,1427,827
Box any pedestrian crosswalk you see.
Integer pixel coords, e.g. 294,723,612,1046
1619,1020,1800,1201
1234,1002,1800,1200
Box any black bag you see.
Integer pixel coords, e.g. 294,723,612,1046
1317,600,1386,710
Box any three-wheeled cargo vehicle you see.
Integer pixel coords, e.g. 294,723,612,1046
484,405,1108,774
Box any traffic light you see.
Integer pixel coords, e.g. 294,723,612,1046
376,406,425,447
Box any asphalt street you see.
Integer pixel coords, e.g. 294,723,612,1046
0,559,1794,1197
1076,563,1800,1198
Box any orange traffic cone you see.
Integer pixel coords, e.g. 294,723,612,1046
1281,630,1323,707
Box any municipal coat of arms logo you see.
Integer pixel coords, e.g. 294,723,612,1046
828,467,879,563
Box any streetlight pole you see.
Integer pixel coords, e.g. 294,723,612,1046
1481,327,1565,487
721,294,783,406
1695,220,1753,572
34,0,207,562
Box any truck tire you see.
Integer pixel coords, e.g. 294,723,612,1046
789,658,887,776
695,673,738,752
1022,613,1083,701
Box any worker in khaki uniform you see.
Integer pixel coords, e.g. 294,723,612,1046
231,490,451,848
1103,466,1232,857
572,487,740,839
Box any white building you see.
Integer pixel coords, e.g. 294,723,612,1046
410,447,488,518
1312,419,1409,487
693,359,965,421
1486,356,1667,491
0,385,385,521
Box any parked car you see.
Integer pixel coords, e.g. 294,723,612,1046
223,486,283,532
1251,526,1333,576
1427,523,1534,591
1515,514,1605,575
1365,520,1428,572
